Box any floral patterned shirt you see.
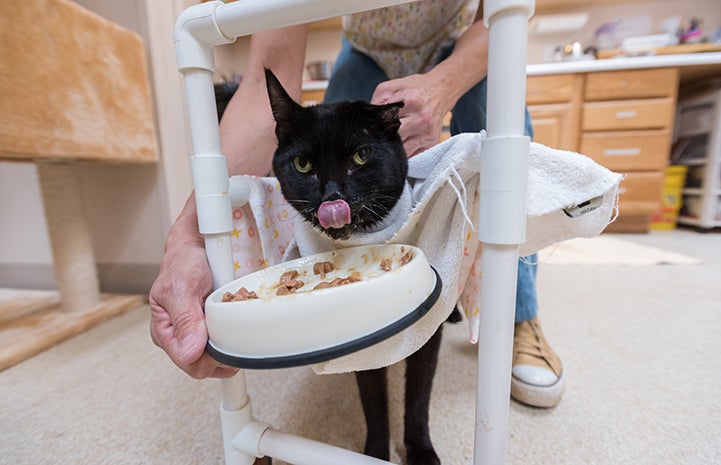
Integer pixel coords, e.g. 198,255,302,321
343,0,479,79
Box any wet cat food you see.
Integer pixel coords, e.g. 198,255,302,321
312,272,362,290
221,287,259,302
221,248,415,301
276,270,305,296
313,261,334,278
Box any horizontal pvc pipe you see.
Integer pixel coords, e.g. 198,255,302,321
214,0,416,40
259,429,395,465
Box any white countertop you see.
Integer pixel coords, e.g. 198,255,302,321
303,52,721,90
527,52,721,76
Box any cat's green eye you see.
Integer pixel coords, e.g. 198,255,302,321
351,147,371,166
293,156,313,173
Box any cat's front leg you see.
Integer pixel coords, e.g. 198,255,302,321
355,368,390,461
404,327,443,465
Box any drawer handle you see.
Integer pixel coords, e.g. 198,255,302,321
615,110,637,119
604,148,641,156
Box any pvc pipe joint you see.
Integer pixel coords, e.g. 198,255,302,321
478,135,530,245
233,420,272,459
174,0,235,73
484,0,535,26
219,399,269,465
192,155,232,234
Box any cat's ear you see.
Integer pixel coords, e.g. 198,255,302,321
265,68,300,137
374,101,405,132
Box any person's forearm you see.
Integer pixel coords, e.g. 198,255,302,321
423,8,488,114
219,25,307,177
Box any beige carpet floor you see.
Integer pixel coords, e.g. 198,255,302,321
2,229,720,465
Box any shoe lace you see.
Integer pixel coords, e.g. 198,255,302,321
515,320,549,360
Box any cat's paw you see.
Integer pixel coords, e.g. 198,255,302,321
406,446,441,465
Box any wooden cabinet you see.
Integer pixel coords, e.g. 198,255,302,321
301,89,325,106
528,67,680,232
580,67,679,232
527,73,583,152
529,104,577,150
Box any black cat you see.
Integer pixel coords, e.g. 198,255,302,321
265,68,444,465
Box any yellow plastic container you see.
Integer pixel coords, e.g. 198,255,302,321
650,165,688,230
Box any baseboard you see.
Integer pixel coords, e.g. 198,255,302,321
0,263,160,295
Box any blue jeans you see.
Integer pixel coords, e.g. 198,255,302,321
324,38,538,322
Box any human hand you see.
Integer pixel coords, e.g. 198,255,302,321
371,73,452,157
149,231,238,379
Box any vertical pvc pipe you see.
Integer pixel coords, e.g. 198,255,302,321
183,70,235,289
485,9,530,139
475,2,532,465
474,245,518,465
180,46,249,465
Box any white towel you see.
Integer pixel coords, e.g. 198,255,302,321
228,132,623,374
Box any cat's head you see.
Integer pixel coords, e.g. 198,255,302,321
265,68,408,240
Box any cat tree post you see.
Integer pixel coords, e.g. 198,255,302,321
36,163,100,313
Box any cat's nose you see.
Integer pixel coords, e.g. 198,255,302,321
322,181,343,202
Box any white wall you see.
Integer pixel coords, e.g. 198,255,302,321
528,0,721,63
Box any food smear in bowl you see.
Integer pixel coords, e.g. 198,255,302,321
220,250,414,301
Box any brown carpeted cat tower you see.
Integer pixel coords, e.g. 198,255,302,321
0,0,157,371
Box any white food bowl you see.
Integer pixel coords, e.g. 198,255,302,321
205,244,440,368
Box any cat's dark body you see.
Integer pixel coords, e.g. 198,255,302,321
265,68,444,465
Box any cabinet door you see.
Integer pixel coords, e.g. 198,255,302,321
528,103,578,152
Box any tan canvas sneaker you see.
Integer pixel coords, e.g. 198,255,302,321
511,317,565,408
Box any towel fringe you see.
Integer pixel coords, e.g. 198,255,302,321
448,167,477,232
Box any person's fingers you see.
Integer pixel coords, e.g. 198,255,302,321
150,301,238,379
148,298,202,364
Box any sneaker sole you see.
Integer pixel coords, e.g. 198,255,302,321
511,371,565,408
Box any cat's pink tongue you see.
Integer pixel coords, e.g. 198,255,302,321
317,200,351,229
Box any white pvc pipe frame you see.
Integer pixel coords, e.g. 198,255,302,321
173,0,534,464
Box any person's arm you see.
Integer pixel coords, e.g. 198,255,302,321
220,25,308,176
371,1,487,156
149,25,307,379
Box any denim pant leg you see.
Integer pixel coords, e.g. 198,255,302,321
449,78,539,322
323,37,388,103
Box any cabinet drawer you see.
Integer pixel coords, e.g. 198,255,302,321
585,68,679,101
580,131,670,171
617,171,664,215
582,98,674,131
527,74,576,105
